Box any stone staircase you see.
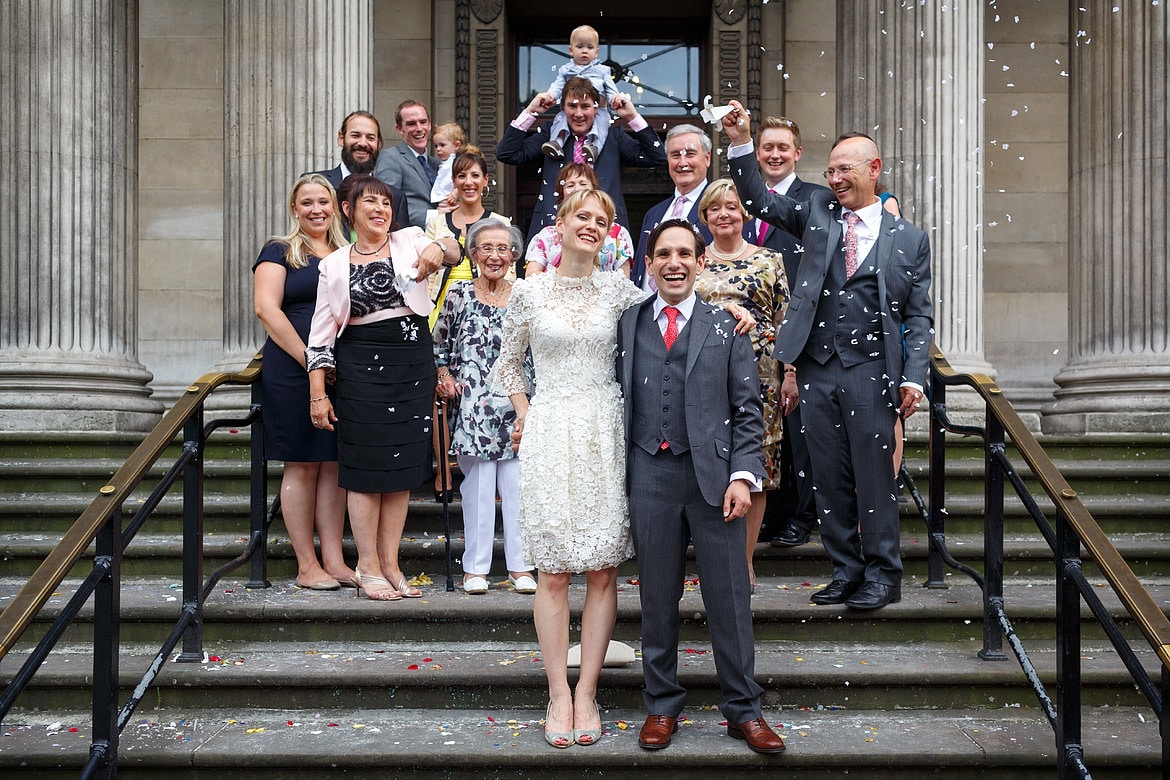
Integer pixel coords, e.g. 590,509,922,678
0,431,1167,778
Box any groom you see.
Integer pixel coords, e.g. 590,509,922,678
616,219,785,755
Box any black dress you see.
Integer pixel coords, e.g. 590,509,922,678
252,242,338,462
331,259,434,493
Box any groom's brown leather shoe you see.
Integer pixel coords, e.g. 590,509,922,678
638,715,679,750
727,717,786,754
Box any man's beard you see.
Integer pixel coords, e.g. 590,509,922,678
342,145,378,174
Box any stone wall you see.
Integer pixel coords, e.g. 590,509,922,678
123,0,1074,415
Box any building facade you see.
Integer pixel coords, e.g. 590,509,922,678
1,0,1165,434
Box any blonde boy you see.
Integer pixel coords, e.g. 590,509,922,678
534,25,624,164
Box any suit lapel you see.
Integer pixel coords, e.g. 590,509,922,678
400,145,427,189
619,298,647,392
684,303,716,379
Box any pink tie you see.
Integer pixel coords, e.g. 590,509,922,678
669,195,687,219
662,306,680,350
757,187,777,244
572,136,586,164
843,211,860,279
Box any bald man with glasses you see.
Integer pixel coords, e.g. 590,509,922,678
722,100,933,612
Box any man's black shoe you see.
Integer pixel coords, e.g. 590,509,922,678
845,582,902,611
809,579,861,605
770,523,812,548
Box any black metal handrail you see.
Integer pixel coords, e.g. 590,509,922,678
923,345,1170,779
0,355,270,779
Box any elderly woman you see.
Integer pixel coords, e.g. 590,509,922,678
253,173,353,591
696,178,796,590
433,217,535,595
523,162,633,277
307,174,460,601
425,145,512,501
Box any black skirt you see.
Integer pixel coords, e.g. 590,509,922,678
334,316,435,493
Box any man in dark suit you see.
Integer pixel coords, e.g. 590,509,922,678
748,116,830,549
373,100,440,229
724,101,933,611
496,77,665,244
617,219,785,755
304,111,406,231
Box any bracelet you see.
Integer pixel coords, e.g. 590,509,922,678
436,370,452,379
783,368,796,374
310,396,327,403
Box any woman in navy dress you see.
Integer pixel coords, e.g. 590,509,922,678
253,173,353,590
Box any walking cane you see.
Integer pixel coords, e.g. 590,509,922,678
436,396,455,591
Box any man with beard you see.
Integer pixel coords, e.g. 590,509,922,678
304,111,405,232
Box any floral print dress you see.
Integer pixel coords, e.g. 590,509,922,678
695,246,790,489
432,280,530,461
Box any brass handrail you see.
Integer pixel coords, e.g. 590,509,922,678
928,344,1170,670
0,355,263,660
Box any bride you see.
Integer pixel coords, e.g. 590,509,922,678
497,189,751,749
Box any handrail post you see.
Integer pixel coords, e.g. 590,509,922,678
925,373,947,587
979,410,1007,660
176,411,206,662
247,379,271,589
90,506,121,777
1055,506,1084,778
1161,665,1169,780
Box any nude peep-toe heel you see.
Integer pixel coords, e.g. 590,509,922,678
352,569,401,601
573,701,602,746
544,701,574,749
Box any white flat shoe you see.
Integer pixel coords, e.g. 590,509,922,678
463,576,489,594
508,573,537,594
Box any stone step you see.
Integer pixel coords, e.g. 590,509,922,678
5,531,1170,581
0,705,1159,779
6,490,1170,538
5,577,1166,652
3,637,1158,713
5,451,1168,496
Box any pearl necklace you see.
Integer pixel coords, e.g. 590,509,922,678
475,278,510,304
706,240,749,262
351,234,389,256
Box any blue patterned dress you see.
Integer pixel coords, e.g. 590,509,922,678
432,281,530,460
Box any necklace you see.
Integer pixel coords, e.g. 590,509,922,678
475,278,510,304
706,240,748,262
351,234,389,256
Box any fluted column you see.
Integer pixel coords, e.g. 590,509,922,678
837,0,991,379
222,0,373,362
1043,2,1170,433
0,0,161,432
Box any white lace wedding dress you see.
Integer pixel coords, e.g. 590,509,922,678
495,269,646,573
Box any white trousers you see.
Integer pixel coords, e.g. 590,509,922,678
455,454,527,575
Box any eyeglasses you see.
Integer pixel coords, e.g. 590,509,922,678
822,159,873,180
474,245,513,258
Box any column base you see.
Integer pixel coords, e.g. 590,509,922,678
1042,360,1170,434
0,351,163,433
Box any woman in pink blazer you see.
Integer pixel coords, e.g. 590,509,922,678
307,175,459,601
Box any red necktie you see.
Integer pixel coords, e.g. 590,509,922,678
662,306,680,350
843,211,860,279
660,306,681,451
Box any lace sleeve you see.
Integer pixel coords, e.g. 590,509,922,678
493,278,535,396
609,273,649,312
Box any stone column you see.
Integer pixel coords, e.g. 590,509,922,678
836,0,992,380
1043,2,1170,433
0,0,162,432
222,0,373,363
